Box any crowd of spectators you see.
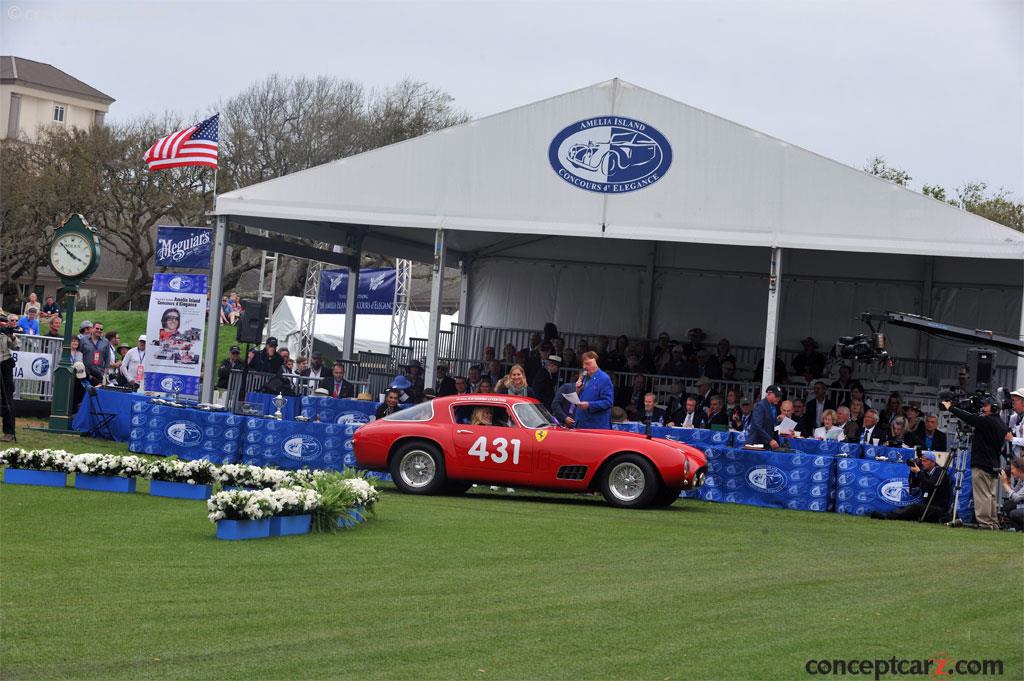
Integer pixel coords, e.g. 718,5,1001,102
219,292,242,326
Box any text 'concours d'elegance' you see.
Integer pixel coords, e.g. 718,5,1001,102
1,11,1022,679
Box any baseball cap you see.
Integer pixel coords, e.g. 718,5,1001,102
765,384,784,397
922,451,938,463
138,334,147,342
740,397,752,405
547,354,563,366
1011,388,1024,400
266,337,278,346
73,361,86,378
229,345,240,353
79,320,93,331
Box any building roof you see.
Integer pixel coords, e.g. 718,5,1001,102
217,78,1023,261
0,56,114,105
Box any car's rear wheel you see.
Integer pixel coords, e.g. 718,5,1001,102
600,453,659,508
390,441,446,495
651,486,682,507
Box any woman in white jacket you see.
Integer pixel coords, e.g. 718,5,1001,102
814,409,845,441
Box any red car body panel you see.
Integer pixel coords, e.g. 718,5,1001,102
353,395,707,492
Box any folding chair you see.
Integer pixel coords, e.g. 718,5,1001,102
85,385,116,440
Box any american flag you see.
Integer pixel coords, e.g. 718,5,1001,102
144,114,218,170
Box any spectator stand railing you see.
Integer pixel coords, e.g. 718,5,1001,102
408,337,428,364
12,334,63,401
224,368,372,412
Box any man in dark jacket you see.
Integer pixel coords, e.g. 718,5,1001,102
703,395,730,429
871,451,951,522
550,381,578,428
326,363,354,399
639,393,666,425
531,354,561,409
434,364,457,397
944,396,1010,529
249,337,283,375
216,346,244,390
746,385,783,448
905,413,948,452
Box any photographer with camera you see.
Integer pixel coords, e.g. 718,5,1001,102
0,312,23,442
999,456,1024,530
871,451,951,522
941,394,1011,530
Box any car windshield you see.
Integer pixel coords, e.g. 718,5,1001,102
512,402,559,429
383,401,433,422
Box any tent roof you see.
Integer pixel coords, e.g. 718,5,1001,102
217,78,1023,261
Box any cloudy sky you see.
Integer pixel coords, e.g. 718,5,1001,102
3,0,1020,196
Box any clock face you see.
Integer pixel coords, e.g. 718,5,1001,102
50,233,94,278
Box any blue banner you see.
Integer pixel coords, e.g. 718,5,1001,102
834,458,922,517
144,273,208,397
688,448,833,512
128,402,242,464
242,418,360,470
651,426,733,450
317,268,396,314
300,396,378,424
860,443,916,464
155,225,211,269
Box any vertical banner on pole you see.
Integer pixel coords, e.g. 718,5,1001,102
144,273,209,397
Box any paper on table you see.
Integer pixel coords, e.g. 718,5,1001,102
564,392,582,405
775,417,798,432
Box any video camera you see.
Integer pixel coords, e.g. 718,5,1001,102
0,324,23,336
939,387,1010,415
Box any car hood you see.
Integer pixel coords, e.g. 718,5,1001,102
572,428,707,466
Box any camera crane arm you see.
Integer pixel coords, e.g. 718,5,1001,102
859,312,1024,355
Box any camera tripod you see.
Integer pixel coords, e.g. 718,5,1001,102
919,423,972,526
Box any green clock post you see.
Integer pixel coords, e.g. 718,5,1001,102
46,214,101,433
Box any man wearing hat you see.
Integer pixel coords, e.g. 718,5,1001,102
404,360,424,403
435,364,457,397
249,337,283,375
693,376,715,415
531,354,562,409
77,320,92,345
216,345,244,392
747,385,784,449
943,394,1011,529
1007,388,1024,459
870,451,951,523
71,360,89,414
731,396,753,432
792,336,826,379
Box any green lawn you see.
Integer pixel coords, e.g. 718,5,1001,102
2,425,1022,680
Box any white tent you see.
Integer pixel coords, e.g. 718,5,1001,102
202,78,1024,399
268,296,458,355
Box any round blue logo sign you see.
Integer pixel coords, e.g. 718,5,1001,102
549,116,672,193
165,421,202,446
31,357,50,377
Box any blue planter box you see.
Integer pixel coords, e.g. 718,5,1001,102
75,474,136,494
4,468,68,487
337,506,367,529
150,479,212,500
216,518,271,540
270,514,312,536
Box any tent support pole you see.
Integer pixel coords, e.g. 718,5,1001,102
761,247,784,395
425,229,447,385
1017,266,1024,387
459,257,471,327
342,237,362,361
642,242,657,338
918,256,934,377
201,215,228,403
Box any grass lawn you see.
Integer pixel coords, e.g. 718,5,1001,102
2,424,1022,680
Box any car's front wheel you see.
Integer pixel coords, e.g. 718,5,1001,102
390,441,446,495
600,453,659,508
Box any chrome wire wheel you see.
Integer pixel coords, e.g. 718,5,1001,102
608,461,646,502
399,450,436,489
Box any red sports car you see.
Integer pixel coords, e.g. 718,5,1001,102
353,394,707,508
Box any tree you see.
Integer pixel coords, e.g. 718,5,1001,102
864,156,912,187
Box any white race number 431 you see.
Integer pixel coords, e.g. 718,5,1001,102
469,436,521,465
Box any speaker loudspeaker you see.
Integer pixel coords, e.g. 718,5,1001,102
237,299,267,344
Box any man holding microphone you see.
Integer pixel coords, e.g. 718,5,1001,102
573,351,614,430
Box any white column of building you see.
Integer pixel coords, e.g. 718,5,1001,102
425,229,447,383
458,258,471,328
200,215,228,403
342,242,361,361
761,247,784,395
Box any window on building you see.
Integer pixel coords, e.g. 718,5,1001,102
77,288,96,311
53,104,65,123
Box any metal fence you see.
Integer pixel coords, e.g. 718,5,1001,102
12,334,64,401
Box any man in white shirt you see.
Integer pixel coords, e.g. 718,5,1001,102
1008,388,1024,458
120,335,146,389
859,409,886,445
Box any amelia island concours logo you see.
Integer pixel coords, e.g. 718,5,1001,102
549,116,672,194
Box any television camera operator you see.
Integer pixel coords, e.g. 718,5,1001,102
870,451,951,523
0,313,23,442
941,393,1010,530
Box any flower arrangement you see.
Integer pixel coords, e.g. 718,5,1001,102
67,453,148,478
214,463,293,489
206,486,319,523
297,470,380,533
146,458,218,485
1,447,75,472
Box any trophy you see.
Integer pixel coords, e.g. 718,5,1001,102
273,393,285,420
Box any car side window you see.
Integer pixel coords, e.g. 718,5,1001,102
452,405,517,427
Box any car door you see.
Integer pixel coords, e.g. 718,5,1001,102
450,403,534,481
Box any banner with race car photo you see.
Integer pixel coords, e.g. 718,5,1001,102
143,273,208,397
317,267,396,314
12,350,53,382
155,225,212,269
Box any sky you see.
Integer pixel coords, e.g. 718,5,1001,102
2,0,1021,197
